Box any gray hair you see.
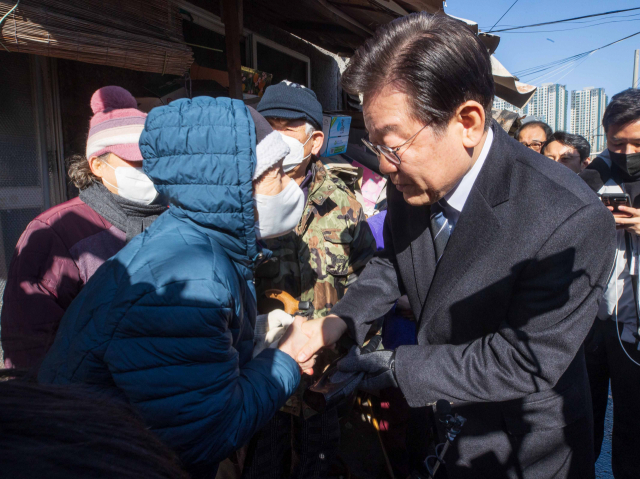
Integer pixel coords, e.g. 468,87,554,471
304,122,317,136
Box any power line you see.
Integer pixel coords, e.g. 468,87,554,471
498,17,640,35
488,0,521,33
490,7,640,33
514,29,640,78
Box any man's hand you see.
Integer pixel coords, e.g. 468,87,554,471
297,315,348,364
337,346,398,391
277,316,316,375
611,205,640,235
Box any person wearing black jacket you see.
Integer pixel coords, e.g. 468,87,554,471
580,88,640,479
296,13,616,479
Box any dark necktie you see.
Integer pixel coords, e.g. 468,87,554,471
430,202,451,263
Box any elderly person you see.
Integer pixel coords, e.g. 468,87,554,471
1,86,166,370
241,82,375,479
38,98,310,478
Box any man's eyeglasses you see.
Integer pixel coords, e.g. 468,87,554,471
520,140,544,151
362,124,429,165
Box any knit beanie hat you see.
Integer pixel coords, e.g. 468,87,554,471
247,106,291,180
86,86,147,162
257,80,323,131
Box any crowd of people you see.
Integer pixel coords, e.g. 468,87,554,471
1,11,640,479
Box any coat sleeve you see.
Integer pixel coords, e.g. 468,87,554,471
103,280,300,468
331,214,404,345
1,220,81,369
346,203,376,276
394,202,616,407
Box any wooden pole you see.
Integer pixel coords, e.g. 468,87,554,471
222,0,243,100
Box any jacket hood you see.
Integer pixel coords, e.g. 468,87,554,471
140,97,260,265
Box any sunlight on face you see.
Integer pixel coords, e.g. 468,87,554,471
362,86,480,206
607,120,640,155
543,141,585,174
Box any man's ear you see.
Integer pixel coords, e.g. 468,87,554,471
310,131,325,156
456,101,486,150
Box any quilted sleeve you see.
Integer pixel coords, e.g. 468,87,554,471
102,278,300,469
1,219,81,369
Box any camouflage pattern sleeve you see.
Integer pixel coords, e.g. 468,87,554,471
300,162,377,318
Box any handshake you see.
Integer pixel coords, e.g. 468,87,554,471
272,314,349,375
274,315,398,393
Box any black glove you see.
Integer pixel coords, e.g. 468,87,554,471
337,345,398,391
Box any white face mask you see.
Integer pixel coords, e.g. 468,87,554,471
254,179,305,240
102,163,159,205
279,132,312,173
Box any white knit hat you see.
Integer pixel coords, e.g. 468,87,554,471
247,106,290,180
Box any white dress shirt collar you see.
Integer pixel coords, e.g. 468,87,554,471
438,128,494,232
443,128,494,214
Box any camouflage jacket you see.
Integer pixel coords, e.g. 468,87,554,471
255,159,376,318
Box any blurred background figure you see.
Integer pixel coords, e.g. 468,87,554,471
542,131,591,173
515,120,553,152
580,88,640,479
0,379,189,479
1,86,165,372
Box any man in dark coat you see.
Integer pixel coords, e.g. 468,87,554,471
296,13,616,478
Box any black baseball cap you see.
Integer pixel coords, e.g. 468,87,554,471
257,81,323,130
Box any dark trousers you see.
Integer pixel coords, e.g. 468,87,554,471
241,408,340,479
585,318,640,479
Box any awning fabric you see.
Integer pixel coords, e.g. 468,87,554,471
0,0,193,75
491,56,537,109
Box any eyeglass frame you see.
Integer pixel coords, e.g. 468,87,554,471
520,140,544,150
361,123,429,166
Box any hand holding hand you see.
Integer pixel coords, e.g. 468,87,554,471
611,205,640,235
278,316,316,375
297,315,348,365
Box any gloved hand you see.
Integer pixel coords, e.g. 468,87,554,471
337,345,398,391
253,309,295,357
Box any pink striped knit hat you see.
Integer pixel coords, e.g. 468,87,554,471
86,86,147,162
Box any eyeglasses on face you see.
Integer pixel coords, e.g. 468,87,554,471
361,124,429,165
520,140,544,151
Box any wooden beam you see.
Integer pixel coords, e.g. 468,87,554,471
222,0,243,100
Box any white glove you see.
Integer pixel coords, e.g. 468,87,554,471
253,309,295,357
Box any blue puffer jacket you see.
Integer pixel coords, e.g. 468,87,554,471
38,97,300,475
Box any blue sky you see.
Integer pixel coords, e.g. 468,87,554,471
444,0,640,101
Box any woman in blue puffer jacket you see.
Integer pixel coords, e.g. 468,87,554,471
38,98,310,478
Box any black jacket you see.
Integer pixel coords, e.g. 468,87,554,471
331,121,616,477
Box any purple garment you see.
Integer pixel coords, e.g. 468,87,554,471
1,197,126,369
365,210,417,349
300,168,314,203
367,210,387,251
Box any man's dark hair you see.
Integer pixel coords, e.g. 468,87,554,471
514,121,553,142
541,131,591,161
0,380,189,479
341,13,494,133
603,88,640,133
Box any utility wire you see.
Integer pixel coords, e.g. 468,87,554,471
488,0,521,33
499,17,640,34
490,7,640,33
515,29,640,78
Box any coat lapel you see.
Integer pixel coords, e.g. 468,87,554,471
417,121,512,332
410,205,436,307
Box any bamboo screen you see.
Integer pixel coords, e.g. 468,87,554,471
0,0,193,76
